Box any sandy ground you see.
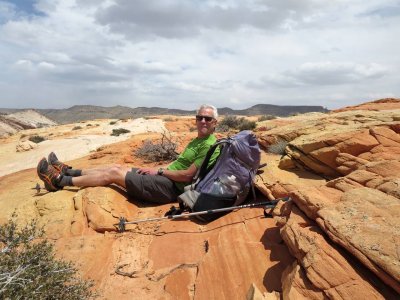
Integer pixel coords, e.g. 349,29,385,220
0,118,166,177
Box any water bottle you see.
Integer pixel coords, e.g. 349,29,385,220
208,175,240,197
219,175,240,197
210,178,224,195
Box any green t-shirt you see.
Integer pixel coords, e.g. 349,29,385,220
167,134,220,192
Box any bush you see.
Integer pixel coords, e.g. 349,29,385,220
111,128,130,136
135,132,178,162
0,215,95,299
109,121,117,125
268,139,289,155
72,126,82,130
217,115,256,131
237,119,256,131
218,115,241,129
258,115,277,122
28,135,45,143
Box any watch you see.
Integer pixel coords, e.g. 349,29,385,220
157,168,164,176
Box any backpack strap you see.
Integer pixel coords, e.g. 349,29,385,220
192,139,228,184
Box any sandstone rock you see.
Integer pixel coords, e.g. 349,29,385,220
281,207,395,299
316,188,400,293
246,283,280,300
81,187,139,233
325,177,364,192
2,103,400,299
331,98,400,113
289,186,342,220
281,261,325,300
16,140,37,152
148,208,294,299
278,156,296,169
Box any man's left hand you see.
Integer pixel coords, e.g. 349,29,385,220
136,168,158,175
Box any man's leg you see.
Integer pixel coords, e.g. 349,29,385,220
38,157,132,191
69,165,131,187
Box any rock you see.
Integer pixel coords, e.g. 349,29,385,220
281,261,325,300
246,283,280,300
278,156,296,169
2,101,400,299
281,207,395,299
331,98,400,113
16,140,37,152
316,188,400,293
81,187,139,233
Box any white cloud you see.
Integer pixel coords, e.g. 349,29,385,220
0,0,399,110
284,61,389,85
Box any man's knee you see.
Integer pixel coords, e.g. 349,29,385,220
104,165,127,185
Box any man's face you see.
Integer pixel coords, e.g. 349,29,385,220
196,108,217,138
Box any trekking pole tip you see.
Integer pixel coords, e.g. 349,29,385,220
116,217,126,233
32,183,41,194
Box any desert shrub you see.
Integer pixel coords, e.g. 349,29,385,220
109,121,117,125
28,135,45,143
268,139,289,155
237,119,256,131
163,117,174,122
215,124,230,133
258,115,277,122
135,132,178,162
86,124,92,127
189,127,197,132
218,115,241,129
72,126,82,130
0,215,95,299
217,115,256,131
111,128,130,136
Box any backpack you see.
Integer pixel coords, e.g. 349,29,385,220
177,130,261,222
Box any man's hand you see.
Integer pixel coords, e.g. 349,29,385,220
136,167,158,175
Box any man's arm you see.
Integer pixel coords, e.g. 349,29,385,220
161,163,197,183
136,163,197,183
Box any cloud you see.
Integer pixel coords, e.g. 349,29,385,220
0,0,399,110
360,3,400,18
257,62,388,87
95,0,324,39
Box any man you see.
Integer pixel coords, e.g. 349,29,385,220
37,104,220,204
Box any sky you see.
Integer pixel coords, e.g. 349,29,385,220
0,0,399,110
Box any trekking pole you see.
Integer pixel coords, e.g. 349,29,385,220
115,197,291,232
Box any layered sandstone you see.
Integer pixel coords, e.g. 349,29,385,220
256,98,399,298
1,100,399,299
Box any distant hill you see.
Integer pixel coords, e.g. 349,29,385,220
0,104,328,124
0,109,57,137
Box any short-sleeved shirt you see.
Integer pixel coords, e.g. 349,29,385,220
167,134,220,192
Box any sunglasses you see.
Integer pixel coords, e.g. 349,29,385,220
196,115,214,122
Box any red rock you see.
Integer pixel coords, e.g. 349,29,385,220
281,208,394,299
317,188,400,293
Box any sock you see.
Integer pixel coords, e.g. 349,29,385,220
65,169,82,177
58,175,73,187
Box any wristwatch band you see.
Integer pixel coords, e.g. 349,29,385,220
157,168,164,176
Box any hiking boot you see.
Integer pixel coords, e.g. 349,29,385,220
48,152,71,174
37,158,62,192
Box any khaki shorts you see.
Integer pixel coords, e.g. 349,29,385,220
125,168,180,204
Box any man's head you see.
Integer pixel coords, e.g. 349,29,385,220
196,104,218,138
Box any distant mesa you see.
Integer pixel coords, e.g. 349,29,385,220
0,103,328,125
